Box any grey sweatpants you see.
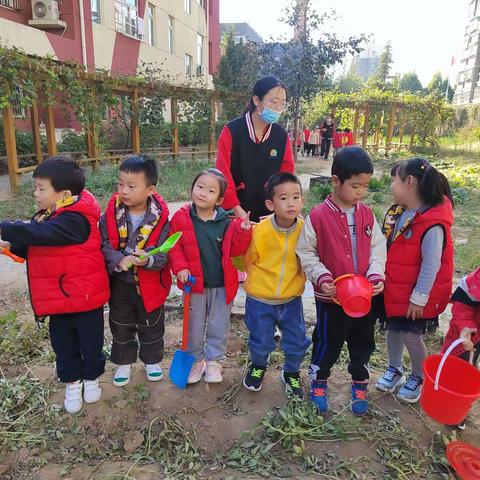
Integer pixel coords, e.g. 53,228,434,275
187,287,232,362
387,330,427,378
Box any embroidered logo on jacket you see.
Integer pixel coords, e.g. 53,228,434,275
270,149,278,157
365,225,372,237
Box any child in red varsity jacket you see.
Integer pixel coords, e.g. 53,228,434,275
0,158,109,414
169,169,252,384
100,155,171,389
297,147,386,416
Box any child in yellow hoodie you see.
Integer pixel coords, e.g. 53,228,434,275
242,172,310,399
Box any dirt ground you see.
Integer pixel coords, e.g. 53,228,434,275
1,158,479,479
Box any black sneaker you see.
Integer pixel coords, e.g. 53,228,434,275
243,364,267,392
281,370,304,401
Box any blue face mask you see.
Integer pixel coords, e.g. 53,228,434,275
259,105,282,124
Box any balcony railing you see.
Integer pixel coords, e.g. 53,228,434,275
0,0,22,10
115,0,143,40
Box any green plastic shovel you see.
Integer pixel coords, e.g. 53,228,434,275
128,231,182,268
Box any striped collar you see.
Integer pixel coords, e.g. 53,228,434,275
325,194,359,213
245,112,272,144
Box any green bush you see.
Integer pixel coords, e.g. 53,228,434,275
58,130,86,152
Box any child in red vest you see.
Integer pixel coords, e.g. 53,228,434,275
376,158,454,403
442,267,480,360
0,157,109,414
344,128,354,146
169,169,252,384
297,147,386,416
332,129,344,152
100,155,171,387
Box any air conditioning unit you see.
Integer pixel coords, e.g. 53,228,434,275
196,64,206,76
29,0,67,29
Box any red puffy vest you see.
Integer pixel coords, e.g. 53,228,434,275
104,192,172,313
168,204,252,304
384,198,454,318
27,190,109,316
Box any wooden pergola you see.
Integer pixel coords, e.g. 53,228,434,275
2,71,241,193
328,100,415,153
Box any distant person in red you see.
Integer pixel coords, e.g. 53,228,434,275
215,76,294,222
344,128,354,146
332,129,344,152
302,127,311,156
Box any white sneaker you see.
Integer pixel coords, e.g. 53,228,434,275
113,364,132,387
64,380,83,413
83,379,102,403
145,363,164,382
187,360,206,384
204,361,223,383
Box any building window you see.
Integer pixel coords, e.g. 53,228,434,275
185,54,193,77
168,16,174,53
147,3,155,46
0,0,21,10
115,0,143,40
197,33,204,69
184,0,191,14
91,0,100,23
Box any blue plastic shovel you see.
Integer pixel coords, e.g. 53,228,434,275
169,276,196,388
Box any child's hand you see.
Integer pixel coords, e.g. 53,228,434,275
460,327,477,351
241,211,252,230
0,240,11,249
177,269,191,283
372,282,384,296
406,302,424,321
320,282,336,297
131,249,149,267
118,255,137,271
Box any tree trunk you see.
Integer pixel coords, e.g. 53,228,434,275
292,97,301,164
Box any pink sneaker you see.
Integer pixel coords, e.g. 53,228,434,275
205,361,223,383
187,360,206,384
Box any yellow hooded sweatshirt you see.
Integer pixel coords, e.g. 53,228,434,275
243,214,305,302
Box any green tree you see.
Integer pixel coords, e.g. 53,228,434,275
398,71,423,93
337,70,364,93
259,1,366,160
371,43,393,86
427,72,454,101
214,31,261,120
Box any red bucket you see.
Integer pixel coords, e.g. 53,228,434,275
333,274,373,318
420,339,480,425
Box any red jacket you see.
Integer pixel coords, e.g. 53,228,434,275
104,192,172,313
308,195,385,302
345,132,354,146
442,267,480,356
333,132,344,148
168,204,252,304
384,198,454,319
28,190,109,316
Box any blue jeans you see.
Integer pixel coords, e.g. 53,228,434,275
245,296,310,372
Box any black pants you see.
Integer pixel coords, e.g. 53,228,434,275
49,307,106,383
109,278,165,365
320,137,332,158
310,301,376,382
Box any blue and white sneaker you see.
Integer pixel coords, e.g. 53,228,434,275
351,381,369,416
310,379,329,413
397,374,423,403
376,366,405,393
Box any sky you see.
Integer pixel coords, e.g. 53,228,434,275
220,0,470,86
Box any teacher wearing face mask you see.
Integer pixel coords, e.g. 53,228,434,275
215,76,294,223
